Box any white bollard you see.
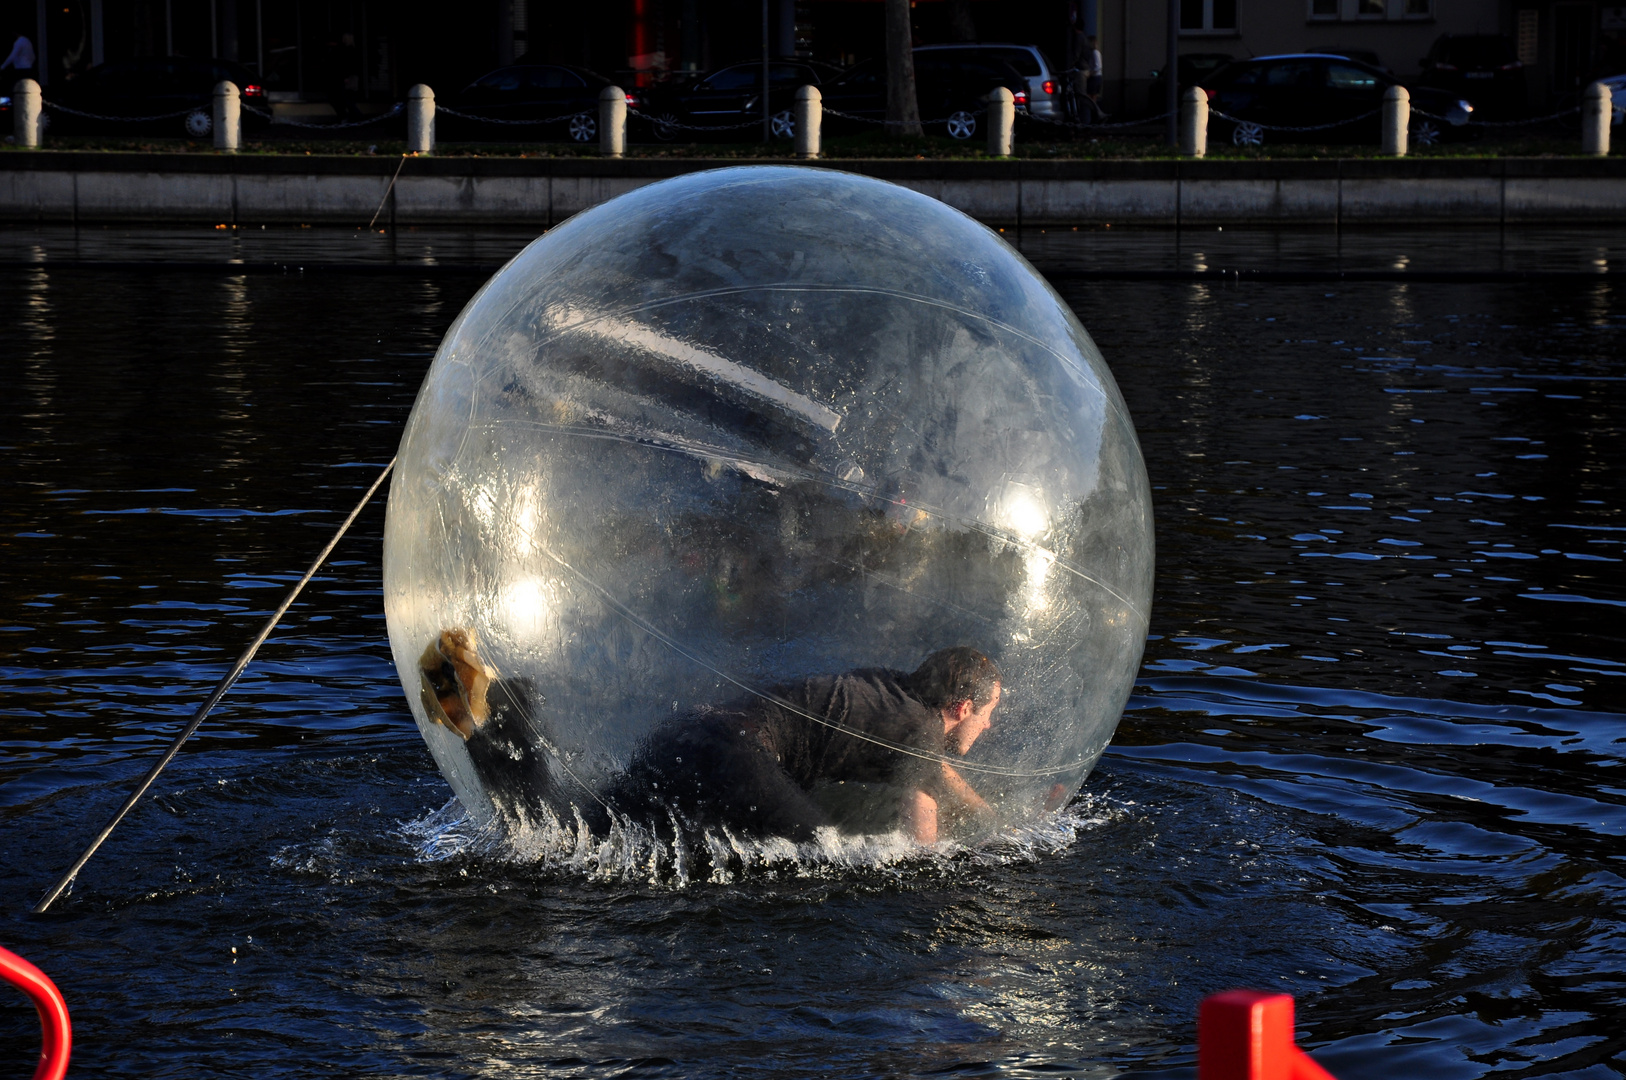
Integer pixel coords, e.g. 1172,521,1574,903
1179,86,1208,158
986,86,1014,157
213,81,241,151
14,78,41,148
407,84,435,155
600,85,627,158
1382,84,1409,157
1583,81,1611,157
795,84,822,160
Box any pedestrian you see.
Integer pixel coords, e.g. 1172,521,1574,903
1086,34,1105,115
1,28,36,82
420,629,1006,844
325,31,361,122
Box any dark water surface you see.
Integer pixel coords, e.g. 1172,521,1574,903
1,223,1622,1079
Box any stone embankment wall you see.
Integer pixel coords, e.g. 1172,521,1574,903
1,154,1623,226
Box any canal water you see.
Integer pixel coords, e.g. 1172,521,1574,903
1,221,1621,1079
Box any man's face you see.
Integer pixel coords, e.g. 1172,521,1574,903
949,683,1000,755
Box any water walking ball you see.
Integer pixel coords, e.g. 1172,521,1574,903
383,166,1153,841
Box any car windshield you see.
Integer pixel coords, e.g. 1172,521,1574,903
1440,36,1517,67
832,60,881,87
1327,63,1380,89
920,47,1042,76
1209,61,1260,86
1265,61,1318,87
474,68,524,91
525,67,583,89
1183,55,1232,79
703,66,759,91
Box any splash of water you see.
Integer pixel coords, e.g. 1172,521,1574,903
399,795,1125,887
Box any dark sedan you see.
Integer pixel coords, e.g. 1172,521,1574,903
641,60,843,141
1419,34,1525,118
1202,54,1474,146
819,50,1029,140
437,63,627,143
40,57,268,138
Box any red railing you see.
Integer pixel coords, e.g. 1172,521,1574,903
0,944,72,1080
1200,990,1337,1080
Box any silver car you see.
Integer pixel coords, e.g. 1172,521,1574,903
912,43,1063,120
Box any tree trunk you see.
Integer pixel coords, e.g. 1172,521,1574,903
947,0,976,42
884,0,923,137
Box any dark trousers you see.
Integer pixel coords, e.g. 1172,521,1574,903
608,711,833,842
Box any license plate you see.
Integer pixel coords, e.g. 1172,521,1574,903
1466,72,1494,79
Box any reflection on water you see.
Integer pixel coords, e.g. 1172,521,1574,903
0,225,1621,1079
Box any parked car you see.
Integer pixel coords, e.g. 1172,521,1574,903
818,49,1030,140
1311,47,1388,73
437,63,628,143
1201,53,1474,146
1148,53,1234,112
1419,34,1524,118
914,43,1063,121
1597,72,1626,125
39,57,268,138
640,59,843,141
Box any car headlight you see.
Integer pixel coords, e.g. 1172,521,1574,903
0,96,10,107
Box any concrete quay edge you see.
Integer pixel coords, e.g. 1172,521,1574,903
2,152,1624,226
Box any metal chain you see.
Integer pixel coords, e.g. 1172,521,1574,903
1209,106,1380,133
1025,108,1172,131
1412,104,1581,128
42,100,198,123
241,102,402,129
821,105,989,125
433,103,590,126
626,108,767,132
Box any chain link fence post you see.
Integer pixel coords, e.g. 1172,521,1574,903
1382,84,1409,157
214,81,241,151
14,78,41,147
1179,87,1208,158
795,85,822,159
600,86,627,158
1583,81,1611,156
407,85,435,155
987,87,1014,157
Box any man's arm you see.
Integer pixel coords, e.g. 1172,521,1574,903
938,760,991,817
901,790,939,844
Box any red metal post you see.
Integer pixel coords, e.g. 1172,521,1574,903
1199,990,1337,1080
0,944,72,1080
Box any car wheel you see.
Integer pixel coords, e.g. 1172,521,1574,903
568,112,597,143
184,108,213,138
1411,117,1442,147
771,108,795,140
652,111,681,141
945,110,977,140
1231,120,1263,147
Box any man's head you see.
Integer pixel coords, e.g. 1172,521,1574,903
909,647,1002,754
1087,34,1098,47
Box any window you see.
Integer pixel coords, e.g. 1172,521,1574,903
1308,0,1431,20
1181,0,1238,34
1517,9,1539,64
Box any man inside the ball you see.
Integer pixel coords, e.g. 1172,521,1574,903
418,630,1004,844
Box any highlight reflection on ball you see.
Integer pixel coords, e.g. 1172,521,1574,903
383,166,1153,844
